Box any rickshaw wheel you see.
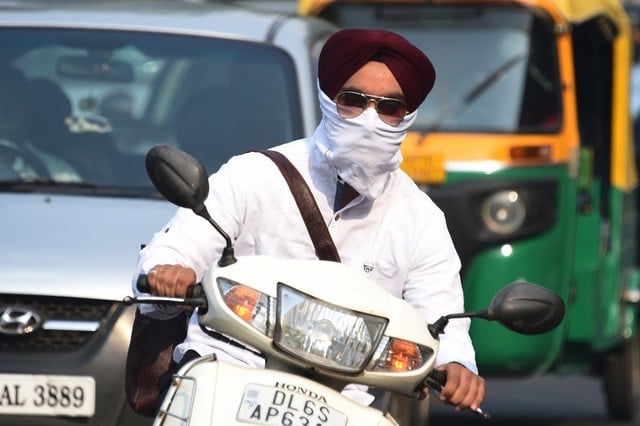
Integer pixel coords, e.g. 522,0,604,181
603,332,640,420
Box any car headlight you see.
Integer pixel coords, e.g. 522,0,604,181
276,284,388,373
480,190,526,234
217,278,276,337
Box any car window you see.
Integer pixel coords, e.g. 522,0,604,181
0,28,304,194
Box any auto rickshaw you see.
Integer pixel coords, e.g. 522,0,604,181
300,0,640,420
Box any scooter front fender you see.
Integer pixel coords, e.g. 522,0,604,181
154,355,399,426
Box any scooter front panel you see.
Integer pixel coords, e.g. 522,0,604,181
155,357,398,425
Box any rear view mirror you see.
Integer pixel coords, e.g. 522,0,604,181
145,144,236,266
57,56,134,82
429,281,565,337
483,281,566,335
145,144,209,211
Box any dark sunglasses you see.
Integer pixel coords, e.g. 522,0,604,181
334,90,408,126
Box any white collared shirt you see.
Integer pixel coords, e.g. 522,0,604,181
134,137,477,375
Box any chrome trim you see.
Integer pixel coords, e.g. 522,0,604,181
42,320,101,332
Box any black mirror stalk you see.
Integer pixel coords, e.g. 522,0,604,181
193,204,236,266
428,311,486,338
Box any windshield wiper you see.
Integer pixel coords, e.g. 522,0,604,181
426,54,526,131
0,179,101,190
0,178,161,198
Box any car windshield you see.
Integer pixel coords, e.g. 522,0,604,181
0,28,303,195
320,4,562,134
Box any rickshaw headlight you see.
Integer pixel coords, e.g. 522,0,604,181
481,190,526,234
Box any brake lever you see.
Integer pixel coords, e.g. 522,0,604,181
122,295,206,308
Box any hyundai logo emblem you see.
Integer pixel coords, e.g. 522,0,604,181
0,306,42,335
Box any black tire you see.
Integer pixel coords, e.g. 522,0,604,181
603,332,640,420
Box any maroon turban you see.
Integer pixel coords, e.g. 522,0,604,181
318,28,435,113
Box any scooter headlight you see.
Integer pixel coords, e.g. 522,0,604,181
275,284,388,373
217,278,276,336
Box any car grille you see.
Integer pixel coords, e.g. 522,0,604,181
0,294,115,352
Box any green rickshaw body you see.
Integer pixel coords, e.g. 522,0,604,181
439,165,576,374
301,0,640,419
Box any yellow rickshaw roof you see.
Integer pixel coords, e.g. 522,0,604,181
552,0,628,24
299,0,628,24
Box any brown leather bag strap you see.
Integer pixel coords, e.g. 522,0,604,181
255,149,341,263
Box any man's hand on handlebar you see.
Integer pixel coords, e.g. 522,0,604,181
421,362,486,414
146,264,197,312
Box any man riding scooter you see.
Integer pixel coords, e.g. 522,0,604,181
134,28,485,415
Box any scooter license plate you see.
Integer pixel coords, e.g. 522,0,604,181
237,383,347,426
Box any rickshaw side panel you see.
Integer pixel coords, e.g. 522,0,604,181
430,165,574,374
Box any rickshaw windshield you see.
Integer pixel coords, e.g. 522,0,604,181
321,4,562,134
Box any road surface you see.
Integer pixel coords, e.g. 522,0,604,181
428,374,640,425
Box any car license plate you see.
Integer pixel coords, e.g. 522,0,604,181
237,383,347,426
0,374,95,417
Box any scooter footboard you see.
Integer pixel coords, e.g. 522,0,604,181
154,354,399,426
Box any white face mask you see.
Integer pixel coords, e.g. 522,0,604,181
313,84,417,200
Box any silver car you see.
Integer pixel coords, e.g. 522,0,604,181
0,0,336,424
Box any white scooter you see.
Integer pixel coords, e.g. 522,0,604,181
125,145,565,426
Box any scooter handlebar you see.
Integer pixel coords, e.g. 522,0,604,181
427,369,447,391
136,274,150,293
136,274,204,299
